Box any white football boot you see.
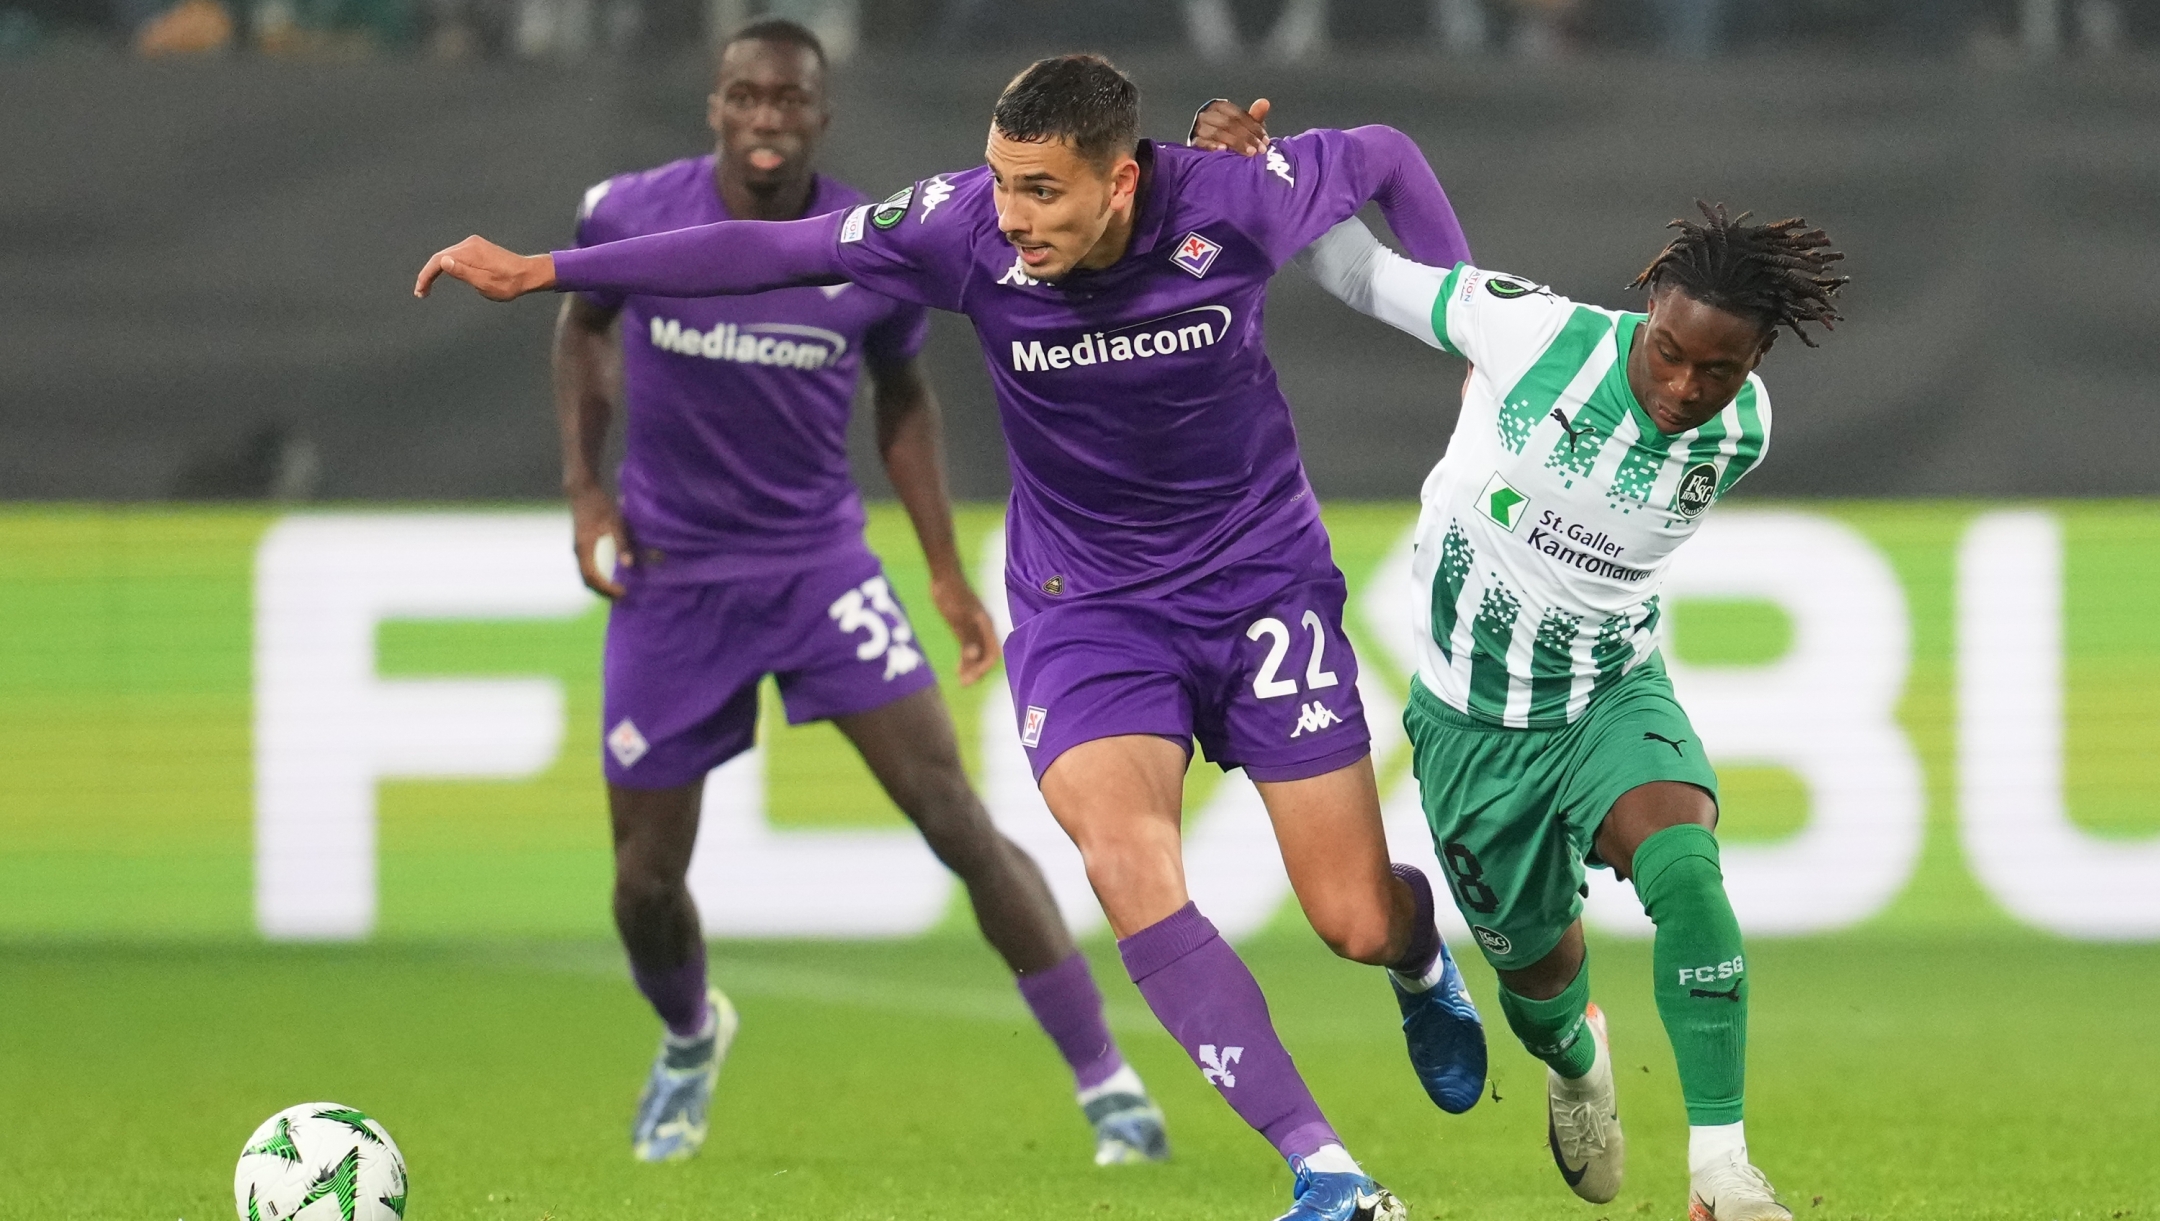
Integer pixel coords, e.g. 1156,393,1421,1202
1689,1151,1793,1221
1077,1064,1170,1165
631,987,740,1162
1545,1002,1624,1203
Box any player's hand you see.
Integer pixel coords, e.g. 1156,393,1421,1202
569,485,632,599
1190,98,1271,156
414,236,556,301
931,572,1001,686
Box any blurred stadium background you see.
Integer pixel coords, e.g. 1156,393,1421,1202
3,3,2159,1219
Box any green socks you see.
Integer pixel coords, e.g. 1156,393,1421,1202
1633,823,1747,1126
1498,957,1597,1080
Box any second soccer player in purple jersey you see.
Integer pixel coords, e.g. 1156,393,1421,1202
552,22,1165,1167
420,53,1485,1221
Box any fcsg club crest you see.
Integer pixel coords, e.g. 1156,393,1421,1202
1172,231,1222,279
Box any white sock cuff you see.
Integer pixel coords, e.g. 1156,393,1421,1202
1299,1143,1361,1176
1388,953,1448,994
1077,1062,1146,1106
1687,1120,1748,1176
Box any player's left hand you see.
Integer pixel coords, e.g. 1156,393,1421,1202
413,236,556,301
931,573,1002,686
1189,97,1271,156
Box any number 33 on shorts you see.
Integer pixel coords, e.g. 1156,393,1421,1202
828,576,923,681
1246,610,1345,738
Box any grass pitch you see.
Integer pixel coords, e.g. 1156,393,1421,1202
3,932,2155,1221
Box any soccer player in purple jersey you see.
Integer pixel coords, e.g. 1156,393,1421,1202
419,54,1487,1220
550,23,1163,1166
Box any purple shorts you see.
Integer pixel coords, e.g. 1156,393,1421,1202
600,543,936,789
1003,555,1371,784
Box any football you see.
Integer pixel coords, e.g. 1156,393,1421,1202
233,1102,408,1221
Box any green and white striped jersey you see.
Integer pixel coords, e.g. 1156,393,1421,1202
1300,220,1772,727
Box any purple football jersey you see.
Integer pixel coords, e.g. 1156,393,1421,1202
828,132,1400,602
576,157,929,583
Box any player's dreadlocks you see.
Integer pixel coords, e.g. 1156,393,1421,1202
1629,202,1849,348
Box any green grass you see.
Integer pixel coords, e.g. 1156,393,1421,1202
3,932,2156,1221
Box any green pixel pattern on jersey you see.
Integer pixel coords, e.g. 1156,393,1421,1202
1468,579,1524,719
1496,308,1614,454
1432,521,1474,660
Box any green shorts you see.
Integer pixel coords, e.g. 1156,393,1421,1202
1403,653,1718,970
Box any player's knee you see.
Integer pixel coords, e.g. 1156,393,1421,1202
900,773,1000,871
1312,907,1396,965
1075,835,1178,903
611,864,684,923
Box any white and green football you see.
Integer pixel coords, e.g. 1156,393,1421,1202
234,1102,408,1221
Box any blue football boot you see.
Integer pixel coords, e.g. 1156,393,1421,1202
1386,865,1488,1113
631,987,739,1162
1273,1159,1407,1221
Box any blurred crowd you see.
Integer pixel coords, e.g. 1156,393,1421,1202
1,0,2154,62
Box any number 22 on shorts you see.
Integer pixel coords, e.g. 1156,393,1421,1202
1245,610,1340,699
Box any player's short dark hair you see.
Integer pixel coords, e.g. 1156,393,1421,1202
719,17,826,74
1629,201,1850,348
991,54,1141,170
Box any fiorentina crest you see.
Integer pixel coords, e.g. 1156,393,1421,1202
1172,231,1222,279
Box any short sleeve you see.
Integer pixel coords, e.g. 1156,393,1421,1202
1196,128,1388,269
828,176,977,315
863,298,931,368
1429,264,1581,380
572,178,628,313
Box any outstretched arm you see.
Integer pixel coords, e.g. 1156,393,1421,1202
1342,124,1472,271
1297,216,1451,349
415,214,848,302
1188,99,1471,271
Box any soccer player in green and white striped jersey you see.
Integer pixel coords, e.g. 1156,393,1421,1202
1297,202,1846,1221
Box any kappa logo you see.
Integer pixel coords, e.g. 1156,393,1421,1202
578,178,613,221
1290,701,1342,739
871,184,914,230
1021,705,1048,749
1197,1044,1243,1088
827,576,924,681
997,255,1042,287
1674,461,1718,519
606,719,649,769
1172,230,1222,278
1479,472,1529,531
1265,146,1294,186
918,175,953,222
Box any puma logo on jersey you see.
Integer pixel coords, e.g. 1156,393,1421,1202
1198,1044,1243,1087
1291,701,1342,738
1550,408,1593,451
1643,731,1687,756
1265,146,1294,185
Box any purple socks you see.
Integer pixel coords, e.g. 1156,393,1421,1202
1119,902,1340,1161
1388,863,1442,980
631,947,712,1039
1016,952,1126,1091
